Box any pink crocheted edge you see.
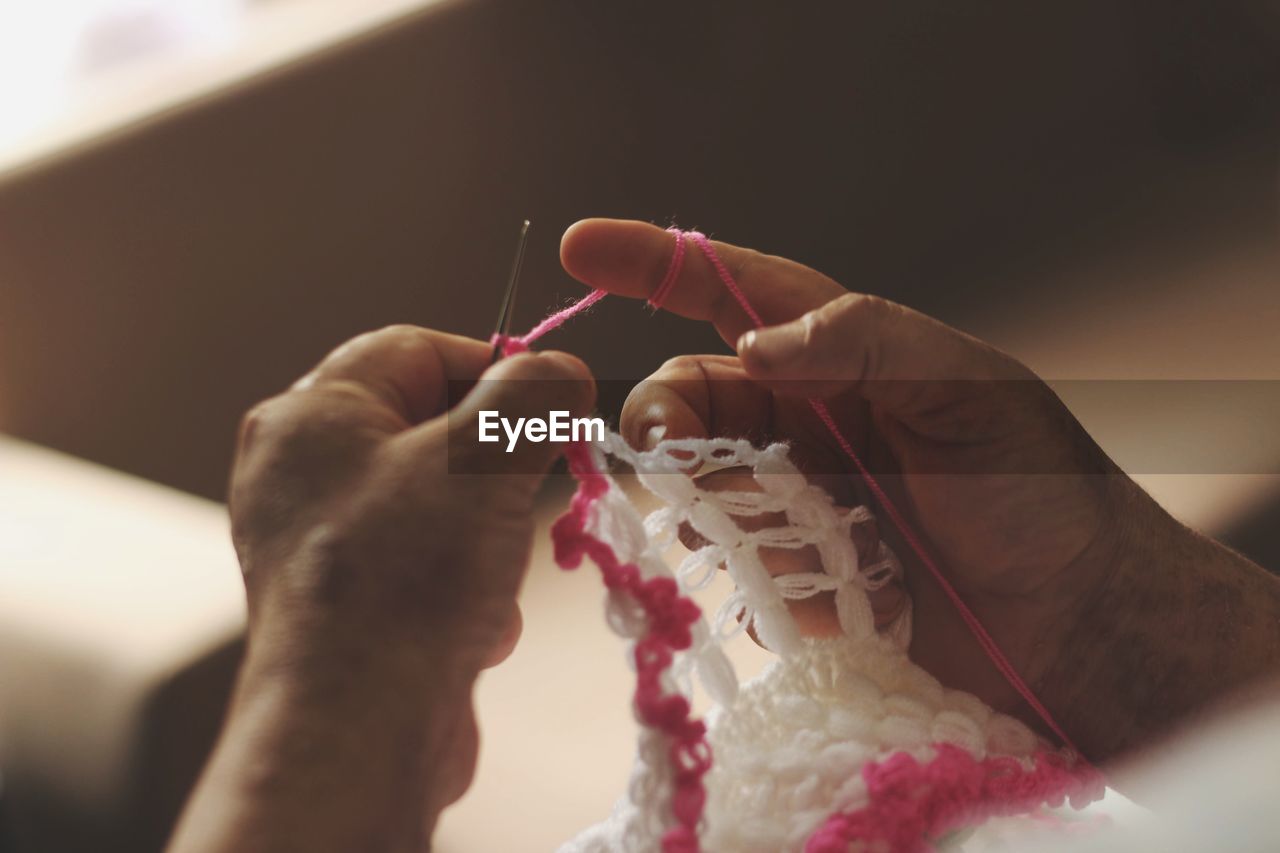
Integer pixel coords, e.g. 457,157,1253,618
805,743,1106,853
552,440,710,853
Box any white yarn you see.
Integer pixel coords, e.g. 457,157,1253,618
558,434,1051,853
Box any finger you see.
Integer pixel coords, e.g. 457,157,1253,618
619,353,874,503
736,293,1032,424
299,325,492,426
560,218,846,346
619,355,772,451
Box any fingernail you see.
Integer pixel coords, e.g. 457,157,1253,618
643,423,667,450
741,324,805,370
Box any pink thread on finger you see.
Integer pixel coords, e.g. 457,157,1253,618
648,226,688,309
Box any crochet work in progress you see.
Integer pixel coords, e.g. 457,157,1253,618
551,434,1101,853
493,229,1105,852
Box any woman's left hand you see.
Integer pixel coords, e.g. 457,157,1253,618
171,325,595,853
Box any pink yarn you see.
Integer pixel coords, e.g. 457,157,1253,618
804,744,1106,853
552,441,712,852
648,226,687,309
490,289,606,355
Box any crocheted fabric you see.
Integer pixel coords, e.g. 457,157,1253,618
552,432,1103,853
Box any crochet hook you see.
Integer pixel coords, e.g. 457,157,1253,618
491,219,530,364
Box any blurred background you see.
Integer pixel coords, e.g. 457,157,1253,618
0,1,1277,850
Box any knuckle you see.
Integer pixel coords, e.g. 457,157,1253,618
800,307,827,349
819,294,897,381
833,292,894,325
237,396,285,450
638,356,709,405
242,399,306,456
658,354,706,376
239,386,359,456
821,294,898,356
371,324,439,360
326,325,438,375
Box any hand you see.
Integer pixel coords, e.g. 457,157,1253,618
231,325,593,676
559,219,1137,749
172,326,595,853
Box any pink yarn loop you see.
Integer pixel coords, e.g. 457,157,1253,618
648,226,688,309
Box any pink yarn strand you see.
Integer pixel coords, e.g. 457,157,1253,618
683,231,765,328
807,399,1077,750
491,289,606,355
522,288,606,344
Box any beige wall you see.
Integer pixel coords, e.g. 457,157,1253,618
0,0,1275,501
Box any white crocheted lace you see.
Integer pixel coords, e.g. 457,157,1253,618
559,433,1056,853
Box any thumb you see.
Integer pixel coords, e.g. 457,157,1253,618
441,350,598,483
735,293,1031,421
